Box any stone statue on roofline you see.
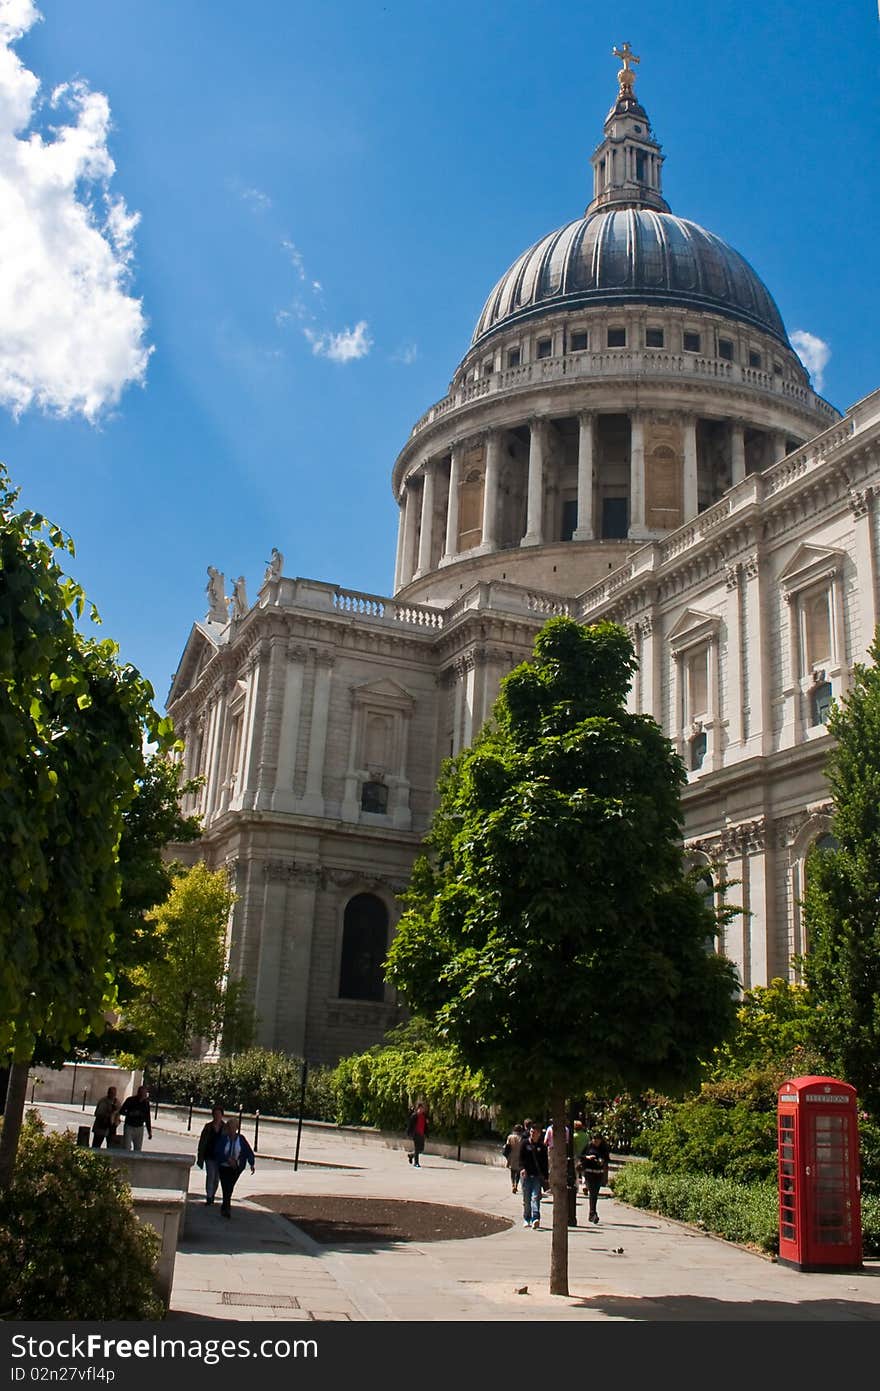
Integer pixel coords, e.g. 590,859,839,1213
263,547,284,584
231,575,249,619
205,566,228,624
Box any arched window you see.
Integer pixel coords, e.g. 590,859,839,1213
338,894,389,1001
361,780,388,814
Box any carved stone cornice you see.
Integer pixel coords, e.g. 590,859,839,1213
721,816,768,858
849,486,873,519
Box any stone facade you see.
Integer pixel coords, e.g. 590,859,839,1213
167,58,880,1063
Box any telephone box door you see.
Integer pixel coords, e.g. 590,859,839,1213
778,1077,861,1273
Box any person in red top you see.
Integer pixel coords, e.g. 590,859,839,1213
405,1102,429,1167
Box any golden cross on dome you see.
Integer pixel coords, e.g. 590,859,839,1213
612,41,640,95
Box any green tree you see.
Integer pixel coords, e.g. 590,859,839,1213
706,977,820,1081
386,617,739,1294
0,467,168,1186
123,862,248,1060
803,639,880,1114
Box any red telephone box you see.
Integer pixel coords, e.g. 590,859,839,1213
777,1076,861,1272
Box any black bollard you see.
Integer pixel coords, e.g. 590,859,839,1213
187,1096,194,1132
237,1103,243,1134
254,1110,260,1154
293,1061,308,1172
29,1080,35,1104
566,1100,578,1227
81,1088,87,1111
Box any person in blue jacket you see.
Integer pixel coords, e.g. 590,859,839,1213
217,1119,255,1218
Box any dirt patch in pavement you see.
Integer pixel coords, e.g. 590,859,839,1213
251,1193,512,1245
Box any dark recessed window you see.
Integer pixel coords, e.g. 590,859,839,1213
646,327,664,348
690,731,708,770
683,331,701,353
536,338,552,360
338,894,388,1002
810,682,834,728
507,347,521,368
570,330,589,352
773,360,783,375
718,339,734,361
561,498,578,541
361,780,388,814
482,358,494,376
635,151,646,181
607,326,626,348
748,349,762,368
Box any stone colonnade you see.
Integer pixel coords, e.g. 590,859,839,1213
395,410,793,589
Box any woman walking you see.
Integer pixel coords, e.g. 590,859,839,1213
217,1119,255,1218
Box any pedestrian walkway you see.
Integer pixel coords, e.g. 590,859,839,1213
32,1103,880,1322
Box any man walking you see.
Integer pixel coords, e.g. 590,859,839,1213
405,1101,429,1167
119,1084,153,1151
196,1106,226,1204
519,1123,549,1228
91,1087,119,1148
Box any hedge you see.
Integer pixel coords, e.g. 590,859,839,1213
612,1160,880,1258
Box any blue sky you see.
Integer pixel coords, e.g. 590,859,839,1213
1,0,877,708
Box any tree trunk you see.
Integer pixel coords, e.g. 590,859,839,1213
0,1059,31,1190
549,1090,570,1296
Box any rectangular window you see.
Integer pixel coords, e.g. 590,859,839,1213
804,589,832,670
482,357,494,376
635,150,646,181
646,327,664,348
570,330,588,352
687,648,709,718
561,498,578,541
748,349,762,368
507,347,521,368
536,338,552,359
683,331,701,353
607,326,626,348
773,360,783,375
718,338,734,361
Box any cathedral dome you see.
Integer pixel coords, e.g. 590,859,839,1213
471,208,787,348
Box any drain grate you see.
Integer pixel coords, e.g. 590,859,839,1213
221,1292,300,1308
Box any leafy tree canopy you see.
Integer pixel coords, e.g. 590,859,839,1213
122,861,247,1060
803,639,880,1114
386,617,740,1108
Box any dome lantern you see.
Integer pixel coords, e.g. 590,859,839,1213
587,43,669,215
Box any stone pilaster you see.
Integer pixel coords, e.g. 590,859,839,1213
628,411,648,537
299,651,334,817
682,414,698,521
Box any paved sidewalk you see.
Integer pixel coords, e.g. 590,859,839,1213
34,1104,880,1322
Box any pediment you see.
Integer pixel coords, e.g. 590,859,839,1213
167,623,222,706
779,543,844,591
668,608,721,648
350,677,415,709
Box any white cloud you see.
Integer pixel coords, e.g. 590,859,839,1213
304,320,372,364
240,185,272,212
0,2,150,421
790,329,831,392
392,341,418,366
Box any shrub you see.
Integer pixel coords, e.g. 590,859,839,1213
637,1095,777,1182
332,1021,493,1139
0,1114,162,1319
583,1092,672,1152
155,1050,336,1121
613,1160,880,1259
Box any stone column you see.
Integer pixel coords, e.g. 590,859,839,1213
441,445,462,564
272,643,307,812
480,430,501,551
400,480,419,587
850,489,877,662
393,500,406,590
682,414,699,521
780,590,802,748
628,411,647,538
205,697,228,819
239,653,267,811
521,418,546,547
743,553,769,756
416,461,435,576
771,431,787,464
277,868,320,1057
299,652,334,817
730,421,746,485
725,564,744,751
573,411,595,540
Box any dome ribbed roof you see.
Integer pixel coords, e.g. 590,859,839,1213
472,208,787,347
